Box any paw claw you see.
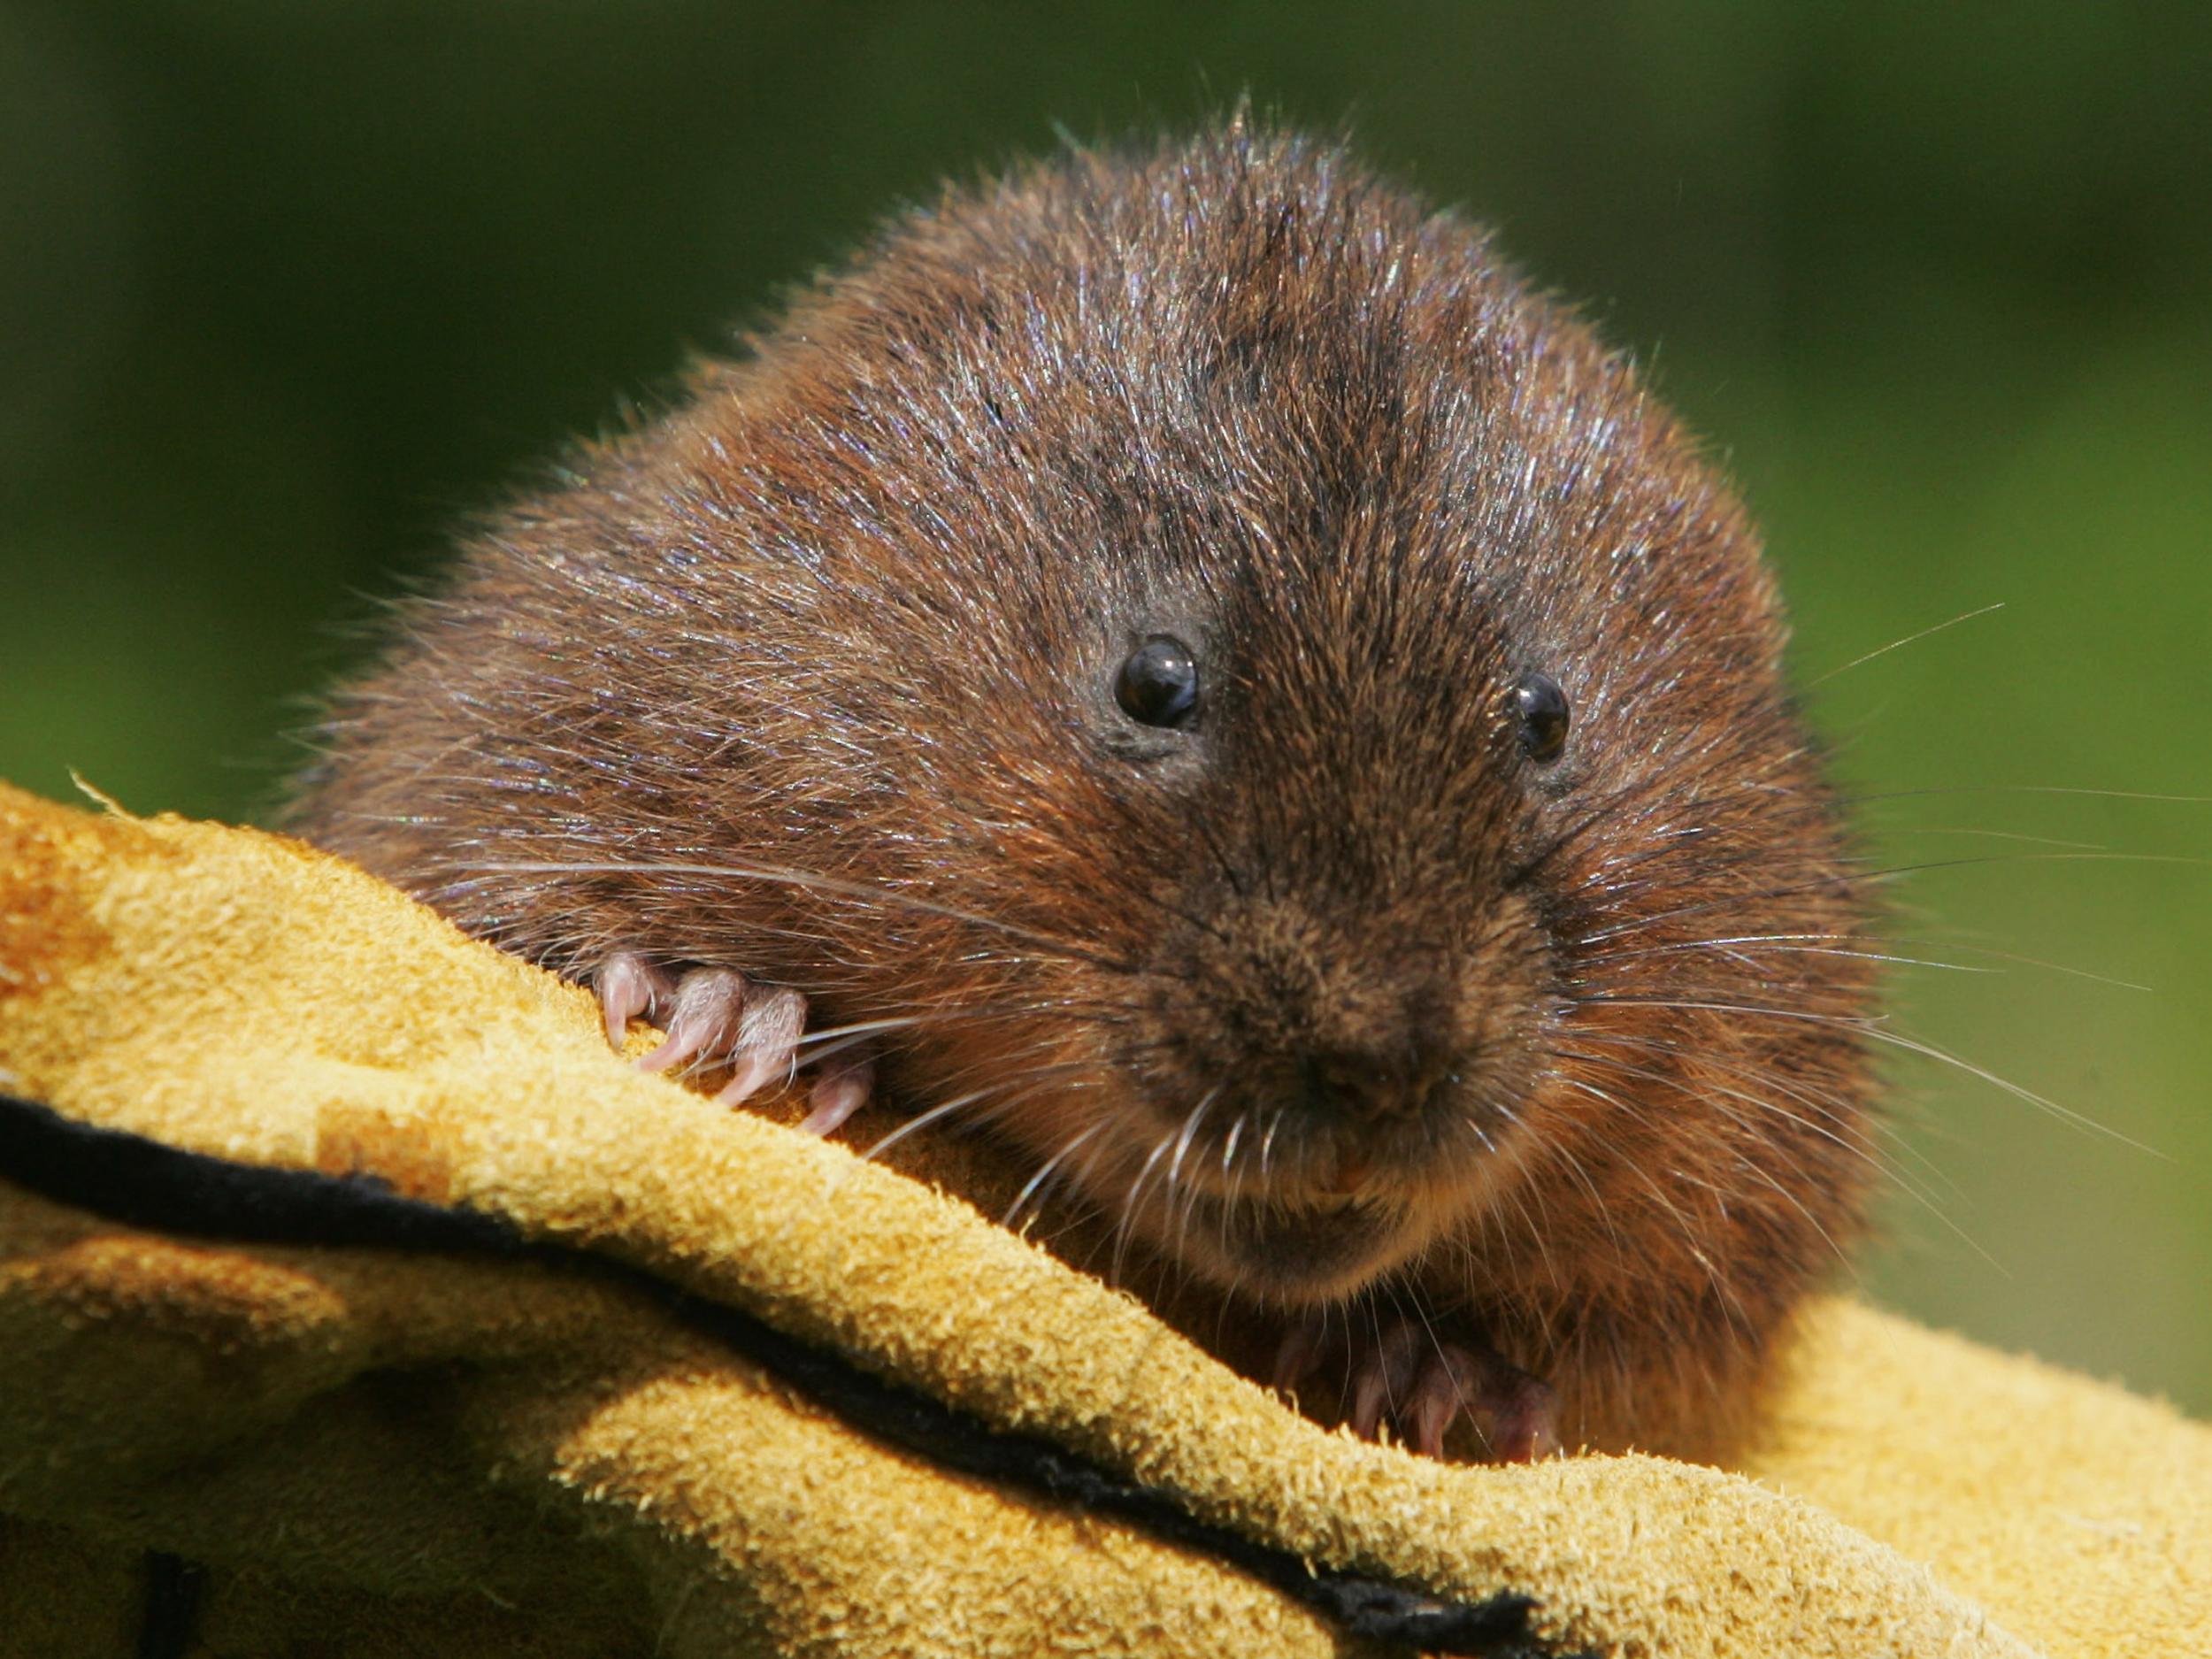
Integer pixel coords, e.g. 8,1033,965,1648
711,1048,779,1105
637,967,750,1075
1409,1393,1455,1460
1348,1320,1419,1442
1405,1342,1480,1460
799,1056,874,1136
1271,1312,1326,1394
1348,1368,1390,1441
595,951,672,1049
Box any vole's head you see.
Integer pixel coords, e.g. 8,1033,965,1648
378,127,1876,1312
649,128,1881,1309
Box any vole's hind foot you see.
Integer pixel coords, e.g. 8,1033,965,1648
1273,1305,1560,1463
1399,1336,1560,1463
593,951,874,1132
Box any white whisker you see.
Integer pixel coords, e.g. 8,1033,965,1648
1002,1123,1107,1230
1808,600,2005,687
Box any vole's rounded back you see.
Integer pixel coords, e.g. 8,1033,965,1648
290,125,1875,1463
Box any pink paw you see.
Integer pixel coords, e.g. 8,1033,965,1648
593,950,874,1137
1273,1308,1559,1463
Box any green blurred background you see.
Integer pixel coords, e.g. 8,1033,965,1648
4,4,2207,1412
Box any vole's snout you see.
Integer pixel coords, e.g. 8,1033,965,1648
1290,1037,1454,1126
1116,903,1528,1294
1143,882,1545,1171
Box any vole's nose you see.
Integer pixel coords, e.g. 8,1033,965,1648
1294,1041,1455,1125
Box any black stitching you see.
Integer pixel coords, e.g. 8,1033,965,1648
0,1093,1585,1657
136,1552,206,1659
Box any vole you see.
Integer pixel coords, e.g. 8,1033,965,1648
286,121,1877,1465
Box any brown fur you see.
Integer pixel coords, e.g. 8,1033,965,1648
287,123,1875,1463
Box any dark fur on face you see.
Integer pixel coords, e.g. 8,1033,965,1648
289,123,1875,1463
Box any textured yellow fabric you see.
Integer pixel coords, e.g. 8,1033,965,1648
0,780,2203,1657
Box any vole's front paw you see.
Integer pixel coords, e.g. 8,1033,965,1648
1272,1305,1559,1462
593,950,873,1135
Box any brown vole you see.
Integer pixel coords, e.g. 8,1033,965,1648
286,122,1876,1465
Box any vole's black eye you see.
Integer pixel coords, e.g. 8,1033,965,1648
1514,672,1571,764
1115,635,1201,729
